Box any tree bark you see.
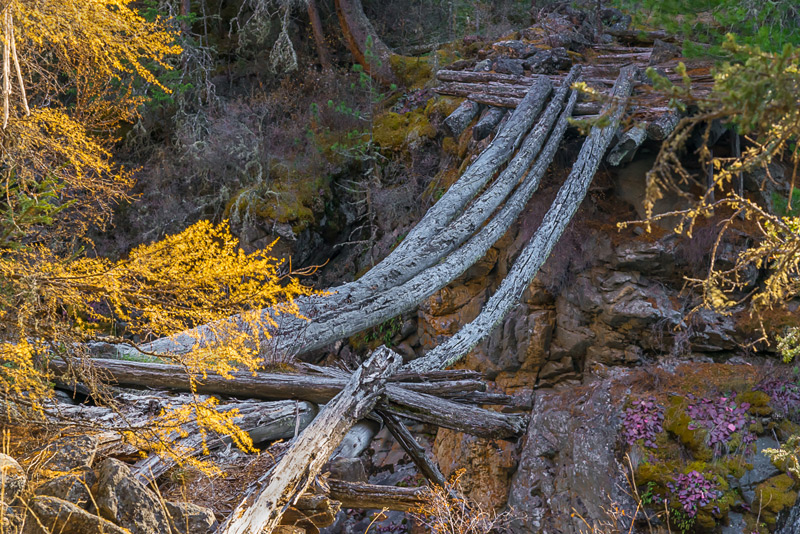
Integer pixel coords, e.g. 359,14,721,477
408,65,638,373
334,0,398,85
646,110,680,140
218,347,402,534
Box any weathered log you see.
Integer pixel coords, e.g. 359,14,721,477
381,385,524,438
331,420,380,460
327,479,427,512
117,75,555,363
437,81,529,100
408,65,638,372
378,411,447,488
473,106,507,140
51,359,524,439
436,69,537,85
218,347,402,534
646,110,680,140
443,99,483,137
607,124,648,166
132,400,318,484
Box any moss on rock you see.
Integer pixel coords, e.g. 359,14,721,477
754,473,797,526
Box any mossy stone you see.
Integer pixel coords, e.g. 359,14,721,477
753,473,797,526
664,396,713,461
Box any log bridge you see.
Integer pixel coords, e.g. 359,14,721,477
48,34,693,534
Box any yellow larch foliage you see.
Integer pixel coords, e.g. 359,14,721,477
1,0,180,239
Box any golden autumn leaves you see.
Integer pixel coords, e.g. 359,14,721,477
0,1,316,470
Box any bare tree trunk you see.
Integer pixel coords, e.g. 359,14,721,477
408,66,638,373
307,0,332,70
334,0,398,84
218,347,401,534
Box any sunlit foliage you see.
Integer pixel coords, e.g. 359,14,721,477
0,0,315,471
621,37,800,349
1,0,180,242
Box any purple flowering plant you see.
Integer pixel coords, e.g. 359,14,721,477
666,470,722,518
755,379,800,418
685,393,751,451
622,397,665,448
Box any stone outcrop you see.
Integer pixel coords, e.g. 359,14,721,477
95,458,173,534
0,454,26,504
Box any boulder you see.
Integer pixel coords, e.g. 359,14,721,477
95,458,171,534
164,501,216,534
34,466,96,509
492,57,525,76
23,496,129,534
738,436,782,505
524,47,571,74
508,384,634,534
649,39,681,65
28,435,98,476
1,503,23,534
0,454,26,504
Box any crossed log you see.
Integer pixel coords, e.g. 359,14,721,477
54,62,638,534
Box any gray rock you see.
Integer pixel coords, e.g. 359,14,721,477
739,436,782,505
722,511,747,534
0,454,26,504
649,39,681,65
23,496,128,534
95,458,171,534
492,40,539,58
1,503,22,534
492,57,525,76
34,466,96,509
524,47,571,74
508,384,634,533
29,435,98,475
164,501,216,534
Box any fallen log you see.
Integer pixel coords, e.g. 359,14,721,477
50,359,525,439
607,124,648,166
121,75,554,363
218,347,402,534
646,109,680,140
328,479,427,512
408,65,638,372
443,99,483,137
473,106,507,140
132,400,318,484
378,410,447,488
